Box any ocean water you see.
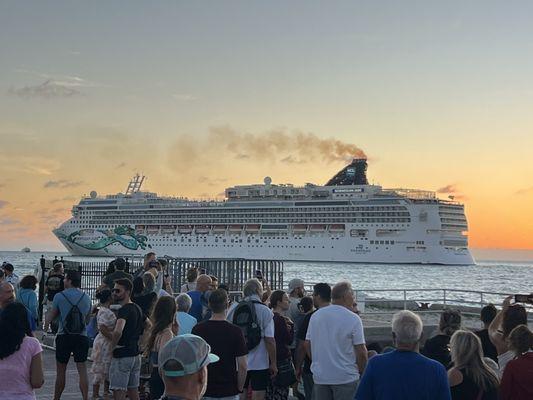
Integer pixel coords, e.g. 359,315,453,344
2,250,532,297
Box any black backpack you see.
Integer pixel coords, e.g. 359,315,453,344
61,292,85,335
46,275,63,292
232,300,263,351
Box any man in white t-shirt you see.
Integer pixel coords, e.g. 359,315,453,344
305,281,367,400
228,278,277,400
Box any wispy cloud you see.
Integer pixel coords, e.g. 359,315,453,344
0,200,9,209
281,155,306,165
515,186,533,195
49,196,77,204
43,180,84,189
8,80,82,99
0,216,19,226
198,176,228,187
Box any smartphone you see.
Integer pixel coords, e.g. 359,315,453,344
514,294,533,304
255,270,263,279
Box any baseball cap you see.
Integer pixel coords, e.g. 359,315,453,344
159,334,219,377
288,278,304,292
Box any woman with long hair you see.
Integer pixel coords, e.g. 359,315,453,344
146,296,178,400
0,302,44,399
448,330,499,400
266,290,295,400
90,289,116,400
423,309,462,367
488,295,527,376
17,275,39,331
500,325,533,400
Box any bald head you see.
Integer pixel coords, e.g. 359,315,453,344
0,282,15,308
196,274,212,292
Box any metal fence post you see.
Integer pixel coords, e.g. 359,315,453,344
443,289,447,307
403,290,407,310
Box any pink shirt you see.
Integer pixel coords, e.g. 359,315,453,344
0,336,42,400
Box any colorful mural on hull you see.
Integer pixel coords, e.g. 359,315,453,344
55,226,150,252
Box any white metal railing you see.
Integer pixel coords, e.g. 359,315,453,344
294,284,533,317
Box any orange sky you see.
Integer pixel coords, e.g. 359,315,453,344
1,2,533,251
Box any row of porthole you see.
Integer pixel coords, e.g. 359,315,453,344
173,243,331,249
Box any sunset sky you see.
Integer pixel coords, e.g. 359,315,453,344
0,1,532,251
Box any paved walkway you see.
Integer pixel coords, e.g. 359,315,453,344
36,347,95,400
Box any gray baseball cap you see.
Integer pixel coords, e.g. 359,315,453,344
288,278,305,293
159,334,219,377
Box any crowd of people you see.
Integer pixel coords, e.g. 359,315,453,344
0,258,531,400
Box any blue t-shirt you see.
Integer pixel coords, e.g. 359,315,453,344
187,291,204,321
52,288,92,336
176,311,197,335
355,350,451,400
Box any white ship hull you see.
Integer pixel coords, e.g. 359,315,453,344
55,223,474,265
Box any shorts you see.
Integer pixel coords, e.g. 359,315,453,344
55,334,89,364
109,356,141,391
244,369,270,391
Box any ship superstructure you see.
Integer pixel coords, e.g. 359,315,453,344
53,160,474,264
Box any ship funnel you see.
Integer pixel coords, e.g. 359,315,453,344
325,158,368,186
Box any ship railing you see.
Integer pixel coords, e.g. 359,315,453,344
297,284,533,318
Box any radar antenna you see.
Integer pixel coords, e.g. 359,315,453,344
125,174,145,195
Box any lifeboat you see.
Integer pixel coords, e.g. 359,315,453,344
309,224,327,232
329,224,345,232
161,225,176,234
228,225,243,233
178,225,193,234
245,224,261,233
146,225,160,234
292,224,308,233
212,225,227,233
195,225,211,234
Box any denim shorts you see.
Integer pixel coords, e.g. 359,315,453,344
109,355,141,391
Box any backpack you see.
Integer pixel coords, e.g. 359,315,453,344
46,275,63,292
61,292,86,335
232,300,263,351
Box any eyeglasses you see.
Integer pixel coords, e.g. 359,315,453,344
112,289,121,293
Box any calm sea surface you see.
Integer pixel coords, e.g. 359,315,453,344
2,251,532,298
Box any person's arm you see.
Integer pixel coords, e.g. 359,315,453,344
30,352,44,389
29,291,39,321
295,340,307,381
111,318,126,347
353,315,368,374
488,295,513,353
44,306,59,333
265,337,277,377
355,344,368,374
236,355,248,392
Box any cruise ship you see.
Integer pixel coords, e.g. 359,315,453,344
53,159,474,264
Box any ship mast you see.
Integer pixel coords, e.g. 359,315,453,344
125,174,145,195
